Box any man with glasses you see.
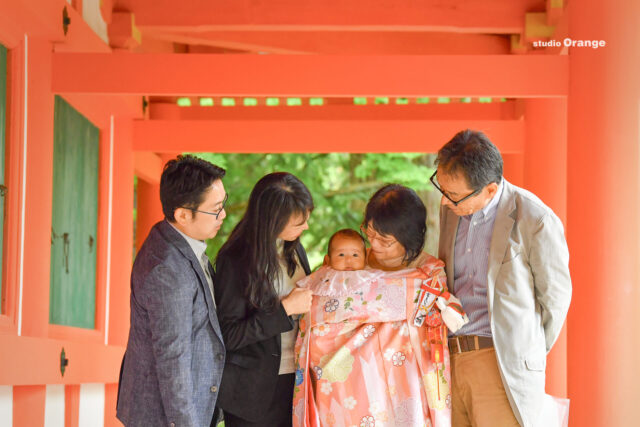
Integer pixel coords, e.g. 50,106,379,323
434,130,572,427
117,155,228,427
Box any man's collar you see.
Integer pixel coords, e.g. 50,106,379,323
167,220,208,259
481,178,504,216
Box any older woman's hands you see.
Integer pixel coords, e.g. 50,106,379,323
282,287,313,315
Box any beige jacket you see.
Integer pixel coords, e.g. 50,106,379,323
438,180,572,427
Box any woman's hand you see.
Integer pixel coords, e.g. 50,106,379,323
282,287,313,315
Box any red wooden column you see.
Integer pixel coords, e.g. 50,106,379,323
524,98,568,398
567,1,640,425
135,179,162,251
104,117,134,427
134,151,164,251
13,36,54,426
502,153,524,187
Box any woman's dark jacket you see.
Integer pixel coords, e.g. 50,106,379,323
213,242,311,421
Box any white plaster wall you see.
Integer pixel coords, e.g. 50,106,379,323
44,384,65,427
0,386,13,426
78,383,104,427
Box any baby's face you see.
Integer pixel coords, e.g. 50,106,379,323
328,235,366,271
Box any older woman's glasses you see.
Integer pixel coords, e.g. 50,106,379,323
359,224,397,248
183,193,228,220
429,171,480,206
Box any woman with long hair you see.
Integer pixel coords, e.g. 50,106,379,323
214,172,315,427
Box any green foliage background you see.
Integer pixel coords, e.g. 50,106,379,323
192,153,441,269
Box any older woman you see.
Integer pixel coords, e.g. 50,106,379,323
293,184,451,427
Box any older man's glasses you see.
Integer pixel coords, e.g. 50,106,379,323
183,193,228,219
429,171,480,206
359,224,397,248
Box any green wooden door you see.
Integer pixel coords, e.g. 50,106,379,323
0,44,7,314
50,96,99,329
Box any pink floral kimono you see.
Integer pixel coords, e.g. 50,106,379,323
292,254,452,427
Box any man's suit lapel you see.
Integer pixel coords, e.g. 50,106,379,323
158,221,225,343
487,181,516,313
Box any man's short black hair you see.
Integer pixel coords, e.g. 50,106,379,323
160,155,226,222
327,228,366,256
364,184,426,264
436,129,503,191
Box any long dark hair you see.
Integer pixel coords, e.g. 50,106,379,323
364,184,426,264
216,172,314,311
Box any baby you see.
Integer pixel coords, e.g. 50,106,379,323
323,228,367,271
298,228,469,332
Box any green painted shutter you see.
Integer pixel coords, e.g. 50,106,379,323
0,44,7,314
50,96,99,329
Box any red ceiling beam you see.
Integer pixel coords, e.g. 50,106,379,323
145,31,511,55
133,119,524,153
130,0,540,34
150,102,518,121
52,54,568,97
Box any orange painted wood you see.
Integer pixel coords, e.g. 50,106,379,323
0,0,65,48
51,54,569,97
501,153,524,187
133,119,524,153
107,118,134,347
65,385,80,427
52,4,111,54
150,102,518,121
0,0,109,53
61,94,143,129
134,151,162,184
0,41,24,334
145,31,511,55
104,383,119,427
524,98,568,398
13,385,46,426
0,334,124,384
131,0,538,34
566,1,640,425
21,38,54,338
135,180,163,252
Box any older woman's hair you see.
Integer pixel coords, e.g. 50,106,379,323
364,184,426,264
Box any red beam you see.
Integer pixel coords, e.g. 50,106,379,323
0,334,124,384
130,0,540,34
150,102,518,121
133,119,524,153
146,31,511,55
52,54,568,97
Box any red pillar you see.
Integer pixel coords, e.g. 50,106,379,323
566,1,640,425
107,117,134,348
524,98,568,397
501,153,524,187
20,37,53,338
135,179,162,251
13,385,45,426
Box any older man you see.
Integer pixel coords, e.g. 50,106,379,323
434,130,571,427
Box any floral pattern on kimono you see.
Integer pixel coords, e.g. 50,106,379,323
293,254,451,427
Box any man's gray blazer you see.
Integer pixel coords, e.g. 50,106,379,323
117,220,225,427
438,180,572,427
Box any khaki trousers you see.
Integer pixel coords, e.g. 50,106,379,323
451,347,520,427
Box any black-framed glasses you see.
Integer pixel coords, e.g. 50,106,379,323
184,193,228,219
429,171,480,206
359,223,397,248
